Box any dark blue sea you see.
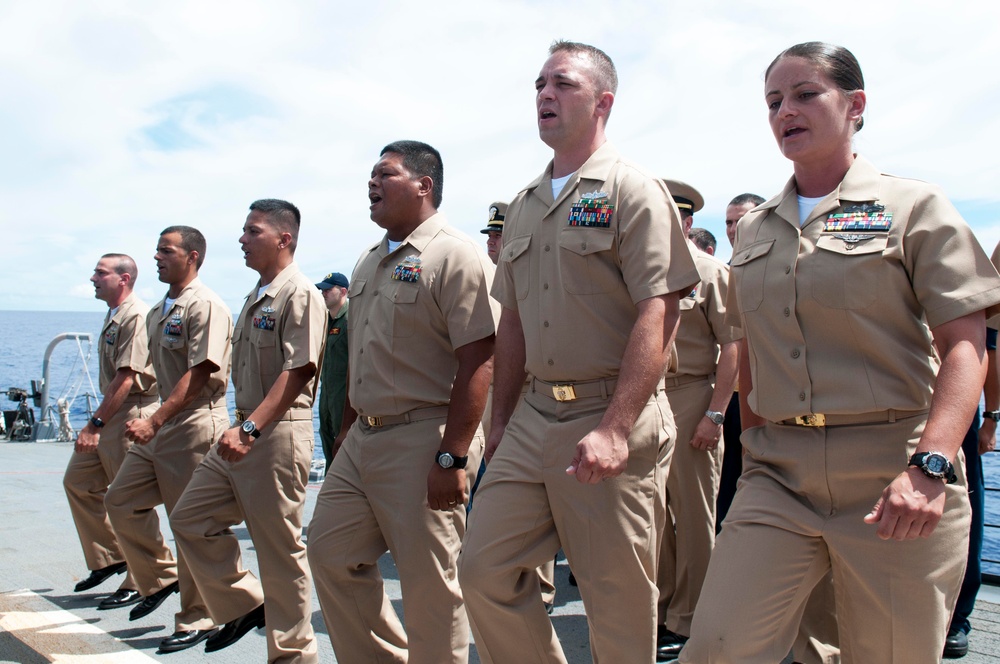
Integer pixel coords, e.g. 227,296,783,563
2,310,999,578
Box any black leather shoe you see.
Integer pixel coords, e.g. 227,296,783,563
74,562,127,592
158,628,220,653
204,604,265,653
943,627,969,658
657,625,689,661
97,589,142,610
129,581,179,621
568,571,577,587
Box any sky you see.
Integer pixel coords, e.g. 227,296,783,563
3,0,1000,313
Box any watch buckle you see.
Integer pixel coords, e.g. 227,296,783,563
792,413,826,427
552,384,577,402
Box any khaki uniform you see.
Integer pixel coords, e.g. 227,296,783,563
657,245,740,634
459,142,700,663
105,278,232,631
681,156,1000,663
307,213,498,664
64,292,157,592
170,262,325,663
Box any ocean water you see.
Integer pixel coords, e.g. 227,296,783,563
0,310,324,458
1,310,999,578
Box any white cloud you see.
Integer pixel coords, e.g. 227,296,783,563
2,0,999,309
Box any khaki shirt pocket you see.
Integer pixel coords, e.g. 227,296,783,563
501,235,531,301
159,328,187,352
383,283,418,338
250,325,278,377
809,234,889,309
557,229,617,295
730,238,774,313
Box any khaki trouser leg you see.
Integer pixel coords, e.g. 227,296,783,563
169,448,265,628
658,379,720,633
63,401,155,592
682,419,970,664
793,570,841,664
461,390,673,664
309,417,480,664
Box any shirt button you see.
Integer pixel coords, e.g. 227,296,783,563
799,392,806,401
548,359,554,366
581,243,588,250
373,289,379,295
543,321,549,327
791,349,800,358
359,348,364,354
544,245,550,252
784,307,790,317
543,283,549,290
357,378,362,384
785,266,791,274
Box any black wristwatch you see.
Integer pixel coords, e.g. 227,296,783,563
435,451,468,469
241,420,262,440
90,416,105,429
983,410,1000,422
908,451,957,484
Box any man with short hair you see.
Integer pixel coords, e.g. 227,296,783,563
308,140,497,664
64,254,158,605
688,228,716,255
656,180,740,662
315,271,349,468
170,199,325,662
481,201,506,265
723,193,764,254
105,226,232,653
459,42,699,662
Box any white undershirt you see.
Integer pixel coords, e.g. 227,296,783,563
108,306,119,318
797,194,828,226
552,172,574,198
387,239,403,253
162,297,176,316
257,284,269,300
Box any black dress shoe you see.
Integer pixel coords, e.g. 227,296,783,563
74,562,127,592
205,604,265,653
943,627,969,658
158,628,220,653
97,589,142,610
129,581,180,621
657,625,689,661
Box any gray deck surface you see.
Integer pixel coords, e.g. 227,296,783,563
0,441,997,663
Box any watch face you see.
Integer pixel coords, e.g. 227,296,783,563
925,455,947,474
242,421,255,434
438,453,454,469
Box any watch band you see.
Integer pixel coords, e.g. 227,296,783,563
983,410,1000,422
90,416,105,429
435,451,469,470
907,451,957,484
705,410,725,426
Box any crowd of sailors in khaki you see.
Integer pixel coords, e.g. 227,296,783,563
62,39,1000,664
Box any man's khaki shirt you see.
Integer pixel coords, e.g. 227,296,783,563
347,213,498,417
232,263,326,411
99,292,156,397
147,278,232,401
493,142,699,382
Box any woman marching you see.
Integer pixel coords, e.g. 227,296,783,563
679,42,1000,663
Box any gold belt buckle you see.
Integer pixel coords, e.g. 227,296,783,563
552,385,577,402
364,416,383,427
235,409,246,422
793,414,826,427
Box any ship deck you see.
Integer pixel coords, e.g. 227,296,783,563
1,441,997,663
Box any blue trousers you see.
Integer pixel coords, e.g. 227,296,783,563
952,408,985,634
